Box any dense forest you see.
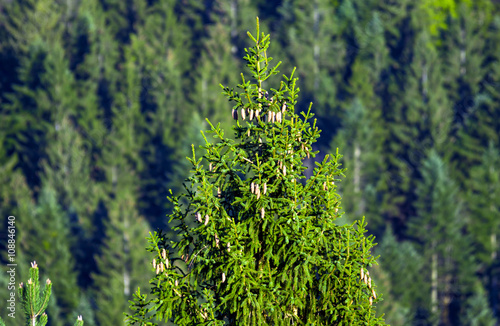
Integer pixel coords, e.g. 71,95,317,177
0,0,499,325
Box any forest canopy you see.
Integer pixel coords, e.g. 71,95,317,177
0,1,499,325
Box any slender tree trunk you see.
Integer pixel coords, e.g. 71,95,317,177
313,0,320,91
492,233,497,261
491,233,498,319
353,143,365,215
123,210,130,297
431,242,438,315
230,0,237,54
421,63,428,103
353,143,361,194
442,244,453,325
460,27,466,76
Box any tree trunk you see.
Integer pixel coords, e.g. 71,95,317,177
491,233,498,319
313,0,320,91
431,244,438,315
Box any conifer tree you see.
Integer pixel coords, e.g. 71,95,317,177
331,98,378,224
367,0,416,236
91,182,152,325
451,4,500,184
0,172,32,326
42,116,100,233
0,262,84,326
466,143,500,318
92,83,154,324
408,150,475,324
65,2,109,153
194,3,241,131
463,284,497,326
25,185,81,325
124,1,196,228
0,0,76,191
275,0,345,144
375,227,424,324
127,18,386,325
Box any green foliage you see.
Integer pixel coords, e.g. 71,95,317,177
408,150,476,323
127,18,386,325
0,262,84,326
464,284,497,326
42,116,99,233
1,1,500,325
376,226,423,322
467,143,500,264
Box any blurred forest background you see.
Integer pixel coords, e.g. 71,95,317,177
0,0,499,325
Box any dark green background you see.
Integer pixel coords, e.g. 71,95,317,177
0,0,499,325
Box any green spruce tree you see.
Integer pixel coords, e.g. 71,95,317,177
0,262,84,326
91,185,151,325
408,150,475,325
466,143,500,319
127,18,386,325
375,226,424,325
26,185,81,325
463,284,497,326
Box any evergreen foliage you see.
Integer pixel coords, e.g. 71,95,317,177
463,284,497,326
376,227,423,324
127,18,385,325
0,262,84,326
26,186,81,324
1,1,500,325
408,150,475,324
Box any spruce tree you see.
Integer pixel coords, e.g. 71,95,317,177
41,115,99,233
463,284,497,326
0,172,33,326
91,181,152,325
92,70,154,324
275,0,346,144
127,18,385,325
25,185,80,325
0,262,84,326
193,3,241,131
124,1,196,228
408,150,475,325
466,143,500,319
375,227,424,324
450,4,500,184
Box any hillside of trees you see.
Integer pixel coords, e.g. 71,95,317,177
0,0,499,325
